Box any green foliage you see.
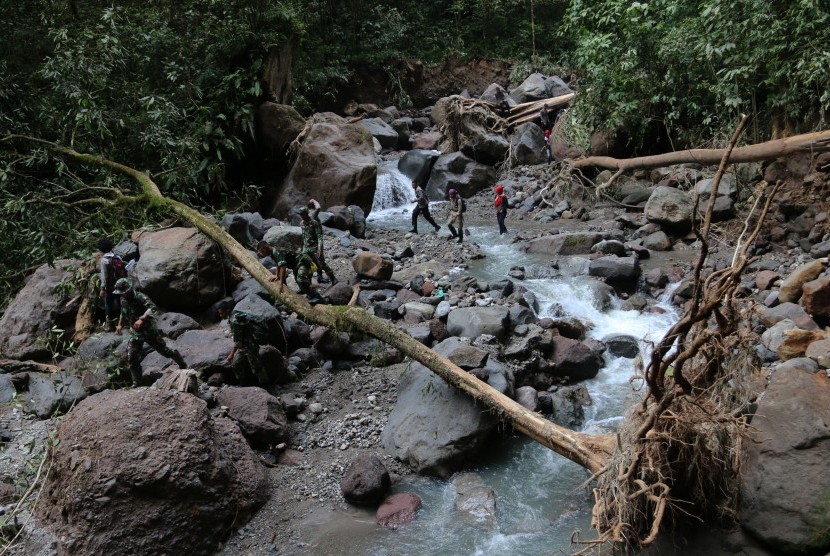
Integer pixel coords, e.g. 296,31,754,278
564,0,830,147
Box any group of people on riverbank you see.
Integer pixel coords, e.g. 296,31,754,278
410,180,510,240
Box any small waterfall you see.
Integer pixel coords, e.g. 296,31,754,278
372,160,413,213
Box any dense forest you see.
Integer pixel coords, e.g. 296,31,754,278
1,0,828,307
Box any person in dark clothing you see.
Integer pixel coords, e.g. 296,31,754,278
446,188,464,243
218,300,270,385
410,181,440,234
540,103,551,133
299,206,338,285
97,237,122,330
494,184,508,235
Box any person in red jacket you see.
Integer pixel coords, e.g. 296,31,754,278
494,184,508,235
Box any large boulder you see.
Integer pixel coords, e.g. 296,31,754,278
38,389,268,555
360,117,399,149
141,329,234,382
740,362,830,554
644,186,695,231
340,454,391,505
524,232,604,256
220,212,264,247
135,228,226,311
459,122,509,166
262,225,303,253
426,152,497,201
255,102,305,162
588,256,641,286
544,75,573,97
398,150,440,187
25,371,86,419
353,252,394,280
381,338,498,477
510,122,547,166
550,336,603,381
272,113,377,217
0,260,82,361
216,386,288,447
508,73,548,104
446,306,510,341
780,259,827,303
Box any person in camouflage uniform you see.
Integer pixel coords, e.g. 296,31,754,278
299,206,338,285
257,240,315,297
218,300,269,385
113,278,187,386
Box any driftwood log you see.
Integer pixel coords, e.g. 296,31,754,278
507,93,575,127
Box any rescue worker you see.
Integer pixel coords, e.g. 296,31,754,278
494,184,508,235
299,206,338,285
218,300,269,385
113,278,187,386
446,188,464,243
257,240,319,301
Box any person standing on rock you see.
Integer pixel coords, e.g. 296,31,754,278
97,237,126,331
410,181,440,234
299,206,338,285
494,184,508,235
540,103,551,133
446,189,464,243
218,300,270,385
113,278,187,386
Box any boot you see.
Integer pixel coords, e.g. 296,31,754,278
172,351,187,369
457,229,464,243
129,365,143,387
447,225,457,239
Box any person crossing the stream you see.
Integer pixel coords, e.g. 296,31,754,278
446,188,465,243
113,278,187,386
494,184,508,235
410,180,440,234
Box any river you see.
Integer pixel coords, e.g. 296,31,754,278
299,162,682,554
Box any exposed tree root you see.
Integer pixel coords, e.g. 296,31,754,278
588,117,781,550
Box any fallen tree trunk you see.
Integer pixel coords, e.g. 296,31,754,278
507,93,575,126
30,140,615,475
573,129,830,173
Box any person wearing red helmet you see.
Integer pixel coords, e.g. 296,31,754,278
494,184,508,235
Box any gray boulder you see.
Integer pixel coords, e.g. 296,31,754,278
353,252,394,280
360,117,399,149
479,83,511,103
446,306,510,340
453,473,498,526
0,374,14,403
544,75,573,97
525,232,604,256
273,113,377,217
398,150,440,187
319,205,354,230
459,122,509,166
142,329,233,382
156,312,200,339
262,225,303,253
602,334,640,358
547,384,592,427
0,260,82,361
740,361,830,554
426,152,497,201
509,122,547,166
221,212,264,246
514,386,540,412
340,454,391,505
25,371,86,419
381,338,498,477
642,231,672,251
231,277,268,302
348,205,367,238
135,228,226,311
589,256,641,286
509,73,548,103
591,239,627,256
216,386,288,447
644,186,695,231
695,174,738,199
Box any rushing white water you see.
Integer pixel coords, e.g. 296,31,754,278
371,160,416,216
306,190,679,555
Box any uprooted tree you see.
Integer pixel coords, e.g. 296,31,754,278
1,124,788,549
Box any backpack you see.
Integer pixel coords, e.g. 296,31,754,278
460,198,467,213
106,254,128,282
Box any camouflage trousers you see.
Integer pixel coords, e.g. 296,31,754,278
231,337,270,385
293,254,313,294
127,322,186,385
306,251,334,279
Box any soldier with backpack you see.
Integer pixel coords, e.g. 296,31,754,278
97,237,128,331
446,188,465,243
217,300,270,385
113,278,187,386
